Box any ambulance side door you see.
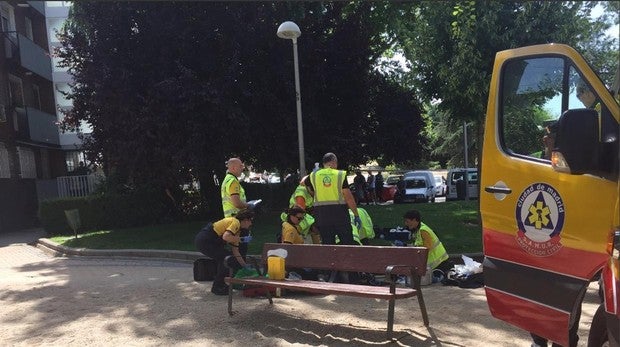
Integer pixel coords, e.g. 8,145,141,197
481,44,618,346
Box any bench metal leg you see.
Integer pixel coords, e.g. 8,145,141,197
387,277,397,338
413,277,429,326
265,287,273,305
227,282,234,316
227,266,235,316
387,297,395,338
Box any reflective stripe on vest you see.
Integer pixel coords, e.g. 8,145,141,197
413,222,449,269
221,173,246,217
310,168,345,206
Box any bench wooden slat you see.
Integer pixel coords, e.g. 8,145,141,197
260,243,428,276
226,277,418,300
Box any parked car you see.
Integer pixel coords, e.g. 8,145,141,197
394,175,435,203
434,175,446,196
446,168,479,200
403,170,437,201
381,174,403,201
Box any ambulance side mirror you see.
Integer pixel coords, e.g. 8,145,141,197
553,108,599,175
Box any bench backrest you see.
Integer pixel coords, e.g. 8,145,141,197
260,243,428,276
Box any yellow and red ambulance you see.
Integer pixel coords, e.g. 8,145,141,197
481,44,619,346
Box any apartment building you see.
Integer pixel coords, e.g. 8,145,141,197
45,1,88,171
0,0,65,231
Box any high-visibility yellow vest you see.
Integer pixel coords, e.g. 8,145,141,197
348,208,375,239
412,222,449,269
221,173,246,217
288,184,314,209
309,168,346,206
280,184,315,235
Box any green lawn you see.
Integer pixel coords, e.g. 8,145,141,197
51,200,481,255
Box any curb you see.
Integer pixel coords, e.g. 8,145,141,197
35,238,203,264
35,238,483,265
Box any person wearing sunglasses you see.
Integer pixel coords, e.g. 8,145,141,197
281,206,307,245
279,176,321,244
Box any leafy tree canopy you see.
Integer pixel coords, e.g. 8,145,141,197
389,0,618,166
57,2,425,216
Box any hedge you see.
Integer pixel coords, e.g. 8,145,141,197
39,183,297,235
39,190,170,235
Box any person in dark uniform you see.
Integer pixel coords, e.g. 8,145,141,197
194,209,254,295
304,152,361,245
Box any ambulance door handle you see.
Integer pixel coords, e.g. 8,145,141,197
484,186,512,194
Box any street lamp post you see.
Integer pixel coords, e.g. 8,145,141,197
277,21,306,177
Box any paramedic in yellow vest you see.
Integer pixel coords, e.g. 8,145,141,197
280,176,321,244
304,152,361,245
349,207,375,245
221,157,249,218
403,209,450,273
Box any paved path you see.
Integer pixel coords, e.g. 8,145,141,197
0,229,599,346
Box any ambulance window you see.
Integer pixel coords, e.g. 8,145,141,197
569,67,619,177
500,57,564,160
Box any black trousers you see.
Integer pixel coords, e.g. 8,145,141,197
194,225,246,288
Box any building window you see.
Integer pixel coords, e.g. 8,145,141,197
8,74,24,107
1,11,9,31
0,143,10,178
24,17,33,40
17,147,36,179
1,3,15,32
65,150,84,173
32,84,41,109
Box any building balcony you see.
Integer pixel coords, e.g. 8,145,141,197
15,107,60,146
2,31,53,81
28,1,46,16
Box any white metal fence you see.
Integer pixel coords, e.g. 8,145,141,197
57,175,102,198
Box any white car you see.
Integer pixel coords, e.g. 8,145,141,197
394,176,435,203
404,170,437,200
434,176,446,196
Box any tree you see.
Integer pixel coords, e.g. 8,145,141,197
390,1,618,167
57,2,426,217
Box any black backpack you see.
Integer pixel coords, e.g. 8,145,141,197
193,258,217,281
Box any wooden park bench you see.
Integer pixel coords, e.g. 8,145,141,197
224,243,429,338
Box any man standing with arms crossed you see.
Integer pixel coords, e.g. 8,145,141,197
305,152,361,245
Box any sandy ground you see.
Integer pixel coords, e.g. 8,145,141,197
0,239,601,346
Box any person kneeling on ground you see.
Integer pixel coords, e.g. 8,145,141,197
194,209,254,295
403,210,451,275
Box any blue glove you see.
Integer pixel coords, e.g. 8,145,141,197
393,240,405,247
353,216,362,229
239,235,253,243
